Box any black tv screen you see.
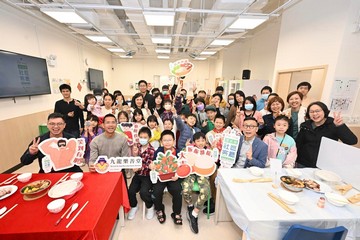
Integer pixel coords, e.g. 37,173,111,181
0,50,51,98
88,68,104,90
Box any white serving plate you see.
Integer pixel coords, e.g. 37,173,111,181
0,185,18,200
304,179,332,194
314,170,341,183
248,166,264,177
325,192,349,207
285,168,302,178
48,180,81,199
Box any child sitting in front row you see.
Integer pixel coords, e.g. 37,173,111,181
263,115,297,168
182,132,210,234
127,127,155,220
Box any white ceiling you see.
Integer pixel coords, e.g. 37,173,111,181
5,0,299,59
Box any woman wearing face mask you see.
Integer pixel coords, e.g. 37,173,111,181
225,90,245,127
233,96,263,129
257,96,293,139
194,98,208,129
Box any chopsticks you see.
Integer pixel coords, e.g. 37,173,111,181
66,201,89,228
233,177,273,183
0,175,18,185
55,203,75,226
54,173,69,186
268,193,296,214
0,204,18,219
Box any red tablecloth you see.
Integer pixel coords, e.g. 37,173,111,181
0,172,130,240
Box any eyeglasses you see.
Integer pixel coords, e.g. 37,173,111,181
243,125,257,129
309,109,323,114
48,122,65,127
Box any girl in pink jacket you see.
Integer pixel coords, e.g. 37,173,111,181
263,115,297,168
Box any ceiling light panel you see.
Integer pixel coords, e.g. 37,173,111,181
107,48,125,52
85,36,112,43
155,49,171,54
210,39,235,46
143,12,175,26
200,51,217,55
157,56,170,59
40,9,87,24
229,16,269,30
151,37,172,44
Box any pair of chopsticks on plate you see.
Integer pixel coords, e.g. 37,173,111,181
0,174,18,185
54,173,69,186
55,201,89,228
0,204,18,219
233,177,273,183
268,193,296,214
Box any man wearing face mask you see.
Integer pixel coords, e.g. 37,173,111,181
194,98,208,129
128,126,155,220
256,86,272,111
162,85,172,101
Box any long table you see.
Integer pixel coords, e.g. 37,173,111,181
0,172,130,240
215,168,360,240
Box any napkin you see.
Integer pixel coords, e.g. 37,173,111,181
348,193,360,204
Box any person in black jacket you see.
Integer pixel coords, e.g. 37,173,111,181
296,101,357,168
54,84,84,137
20,113,82,173
132,80,155,113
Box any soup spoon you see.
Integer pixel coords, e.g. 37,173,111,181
66,203,79,219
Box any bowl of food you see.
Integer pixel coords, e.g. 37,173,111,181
280,176,305,192
47,198,66,213
278,190,299,205
325,192,349,207
249,166,264,177
17,173,32,183
20,179,51,199
70,172,83,182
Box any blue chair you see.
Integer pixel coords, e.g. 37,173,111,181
283,224,348,240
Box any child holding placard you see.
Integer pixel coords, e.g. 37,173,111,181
263,115,297,168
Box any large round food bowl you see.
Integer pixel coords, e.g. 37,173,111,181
280,176,305,192
20,179,51,199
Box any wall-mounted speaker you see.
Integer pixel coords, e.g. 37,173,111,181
242,69,251,80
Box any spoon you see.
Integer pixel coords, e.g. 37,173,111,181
0,207,7,216
66,203,79,219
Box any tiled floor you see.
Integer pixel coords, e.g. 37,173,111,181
14,163,243,240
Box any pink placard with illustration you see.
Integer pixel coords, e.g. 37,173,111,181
117,122,146,146
169,59,194,77
38,138,85,172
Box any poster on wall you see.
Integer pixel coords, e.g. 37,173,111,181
329,79,359,114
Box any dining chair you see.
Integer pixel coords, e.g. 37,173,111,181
282,224,348,240
192,180,211,219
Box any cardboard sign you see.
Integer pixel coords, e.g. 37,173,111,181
117,122,145,146
38,138,85,172
169,59,194,77
177,146,217,177
220,134,241,168
153,150,179,182
94,156,142,174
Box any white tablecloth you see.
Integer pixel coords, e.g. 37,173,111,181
216,168,360,240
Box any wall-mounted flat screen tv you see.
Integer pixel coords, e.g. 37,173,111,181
0,50,51,98
88,68,104,90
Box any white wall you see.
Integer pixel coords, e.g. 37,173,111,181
0,2,113,121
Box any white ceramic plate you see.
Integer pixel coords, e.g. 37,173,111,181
278,190,299,205
285,168,302,178
304,179,332,194
48,180,80,198
248,166,264,177
0,185,18,200
325,192,349,207
314,170,341,183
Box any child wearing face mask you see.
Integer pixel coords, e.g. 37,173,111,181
128,127,155,220
194,98,208,129
160,99,174,122
233,96,264,129
162,85,172,101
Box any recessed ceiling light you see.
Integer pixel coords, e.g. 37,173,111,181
210,39,234,46
155,49,171,54
157,56,170,59
40,8,87,24
119,55,133,59
85,36,112,43
151,37,172,44
229,16,268,30
200,51,216,55
194,57,207,60
143,12,175,26
107,48,125,53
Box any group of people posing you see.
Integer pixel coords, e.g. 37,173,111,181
20,79,358,235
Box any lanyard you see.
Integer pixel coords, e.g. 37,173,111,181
275,134,286,158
